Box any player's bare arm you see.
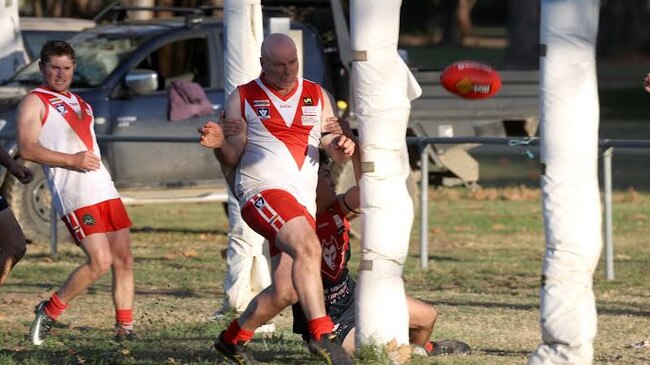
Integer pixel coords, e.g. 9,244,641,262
319,87,355,163
198,112,247,191
17,94,100,172
213,90,247,167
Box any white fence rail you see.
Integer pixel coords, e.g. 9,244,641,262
409,136,650,281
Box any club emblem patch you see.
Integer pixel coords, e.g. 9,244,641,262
322,236,338,271
303,97,313,105
256,107,270,119
55,104,67,115
82,214,96,226
254,197,265,209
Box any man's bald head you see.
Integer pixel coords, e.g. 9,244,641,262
261,33,296,60
259,33,299,94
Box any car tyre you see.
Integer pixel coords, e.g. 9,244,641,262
2,160,68,244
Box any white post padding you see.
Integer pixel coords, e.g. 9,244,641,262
529,0,602,364
224,0,263,96
222,0,270,313
351,0,422,354
0,1,28,82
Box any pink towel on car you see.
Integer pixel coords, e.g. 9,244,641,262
169,79,214,122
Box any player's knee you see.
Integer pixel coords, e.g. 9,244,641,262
112,253,133,272
293,236,321,262
273,286,299,307
88,256,112,277
426,306,439,328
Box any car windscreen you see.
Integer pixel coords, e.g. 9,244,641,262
21,30,79,61
9,29,158,88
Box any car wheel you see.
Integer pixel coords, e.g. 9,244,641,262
2,160,68,244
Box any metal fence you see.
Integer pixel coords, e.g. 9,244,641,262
409,136,650,281
3,133,649,280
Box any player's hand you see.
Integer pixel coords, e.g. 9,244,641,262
71,151,100,172
328,134,355,162
644,73,650,94
198,121,225,149
9,163,34,184
324,117,354,140
219,117,246,138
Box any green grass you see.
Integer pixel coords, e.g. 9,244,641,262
1,190,649,365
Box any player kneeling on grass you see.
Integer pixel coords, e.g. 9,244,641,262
292,123,471,357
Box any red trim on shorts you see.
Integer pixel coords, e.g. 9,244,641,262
62,198,132,245
241,189,315,256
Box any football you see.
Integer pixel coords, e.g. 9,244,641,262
440,60,501,99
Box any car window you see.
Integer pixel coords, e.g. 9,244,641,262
9,31,153,88
136,37,210,90
21,30,78,61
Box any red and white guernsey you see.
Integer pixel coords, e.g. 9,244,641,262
235,77,325,217
31,87,119,216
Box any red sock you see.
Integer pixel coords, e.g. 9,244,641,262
223,319,254,345
116,309,133,327
44,292,67,320
308,316,334,340
425,341,434,354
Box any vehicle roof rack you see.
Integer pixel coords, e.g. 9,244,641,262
94,1,222,27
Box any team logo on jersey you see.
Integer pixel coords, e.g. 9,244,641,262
303,97,313,105
322,236,338,271
82,214,96,226
256,107,270,119
55,104,67,115
254,197,266,209
253,100,270,107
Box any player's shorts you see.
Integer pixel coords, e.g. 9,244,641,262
241,189,315,256
291,301,355,344
62,198,132,245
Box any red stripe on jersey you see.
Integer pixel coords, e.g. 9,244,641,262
31,90,94,151
239,78,322,169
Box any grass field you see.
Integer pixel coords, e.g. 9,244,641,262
1,187,649,364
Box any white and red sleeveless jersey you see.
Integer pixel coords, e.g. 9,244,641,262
31,87,119,216
234,77,325,216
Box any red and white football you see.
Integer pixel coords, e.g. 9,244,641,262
440,60,501,99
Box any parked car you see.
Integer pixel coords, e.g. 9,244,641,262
19,17,95,61
0,10,333,242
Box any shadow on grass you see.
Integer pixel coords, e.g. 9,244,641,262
428,299,650,317
0,346,217,365
0,335,315,365
481,348,532,357
131,226,228,235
